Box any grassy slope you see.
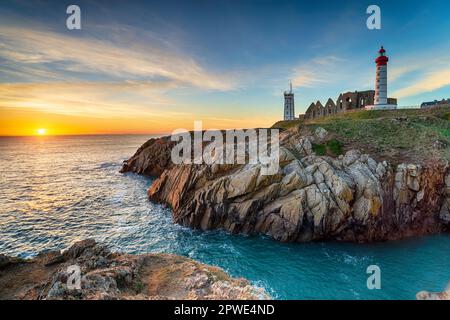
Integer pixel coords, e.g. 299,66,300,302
272,107,450,164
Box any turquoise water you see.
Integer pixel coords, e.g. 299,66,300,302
0,135,449,299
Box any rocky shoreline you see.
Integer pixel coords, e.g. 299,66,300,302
417,286,450,300
121,125,450,243
1,239,447,300
0,239,268,300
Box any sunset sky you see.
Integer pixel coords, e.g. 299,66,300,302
1,0,450,136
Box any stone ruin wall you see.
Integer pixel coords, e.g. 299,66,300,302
304,90,397,120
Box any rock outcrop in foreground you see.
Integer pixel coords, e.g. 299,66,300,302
0,240,268,300
417,285,450,300
122,125,450,243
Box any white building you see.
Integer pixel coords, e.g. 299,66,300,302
365,46,397,110
283,82,295,120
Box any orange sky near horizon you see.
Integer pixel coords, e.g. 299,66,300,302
0,107,278,136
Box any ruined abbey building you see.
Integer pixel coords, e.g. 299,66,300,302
304,90,397,120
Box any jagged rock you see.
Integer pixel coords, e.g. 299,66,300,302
439,172,450,223
417,284,450,300
47,281,68,299
62,239,97,260
120,136,175,176
343,149,361,166
37,250,64,266
314,127,328,140
0,254,24,270
0,240,268,300
123,128,450,243
0,255,9,269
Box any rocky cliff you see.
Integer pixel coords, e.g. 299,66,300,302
122,119,450,243
120,135,175,176
0,240,268,300
417,284,450,300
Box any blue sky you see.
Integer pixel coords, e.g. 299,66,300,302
1,0,449,133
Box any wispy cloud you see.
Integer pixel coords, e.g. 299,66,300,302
0,81,187,119
0,26,237,91
291,56,345,88
289,55,375,95
390,46,450,99
0,24,243,122
392,68,450,99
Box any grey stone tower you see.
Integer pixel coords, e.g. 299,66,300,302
284,82,295,120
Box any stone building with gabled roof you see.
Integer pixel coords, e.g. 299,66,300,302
315,101,324,116
304,89,397,120
305,102,316,119
324,98,336,116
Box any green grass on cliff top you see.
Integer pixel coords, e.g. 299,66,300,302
272,107,450,163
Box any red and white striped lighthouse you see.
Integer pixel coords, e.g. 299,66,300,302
375,46,388,105
366,46,397,110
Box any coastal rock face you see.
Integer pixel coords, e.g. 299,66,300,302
0,240,268,300
439,171,450,223
122,128,450,242
120,136,175,176
417,284,450,300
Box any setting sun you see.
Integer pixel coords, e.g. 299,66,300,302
36,128,47,135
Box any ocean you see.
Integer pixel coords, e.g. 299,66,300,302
0,134,449,299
